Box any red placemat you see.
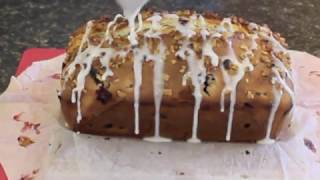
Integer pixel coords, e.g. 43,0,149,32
0,163,7,180
0,48,65,180
16,48,65,76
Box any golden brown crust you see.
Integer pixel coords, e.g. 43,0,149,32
60,10,293,142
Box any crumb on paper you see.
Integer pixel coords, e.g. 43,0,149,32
241,174,249,179
21,121,41,135
104,137,110,140
49,73,61,79
304,138,317,153
21,122,33,132
13,112,41,134
245,150,250,155
54,143,62,154
13,112,24,121
33,123,41,134
158,151,162,155
176,171,185,176
20,168,39,180
18,136,34,147
20,174,33,180
309,71,320,77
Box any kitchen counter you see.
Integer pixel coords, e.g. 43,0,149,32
0,0,319,93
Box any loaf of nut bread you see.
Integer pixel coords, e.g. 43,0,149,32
59,10,294,143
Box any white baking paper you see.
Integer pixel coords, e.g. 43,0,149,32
0,51,320,180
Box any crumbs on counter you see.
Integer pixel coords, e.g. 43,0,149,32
13,112,24,121
49,73,61,79
13,112,41,134
303,138,317,153
17,136,34,148
20,168,39,180
309,70,320,77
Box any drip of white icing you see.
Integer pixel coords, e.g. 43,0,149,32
64,19,130,123
64,21,94,122
145,13,162,38
175,14,197,38
116,0,149,45
137,13,143,32
257,78,283,144
216,18,254,141
63,21,94,84
199,15,219,67
220,39,254,141
132,45,148,134
248,22,294,144
176,41,206,143
104,14,124,44
144,41,171,142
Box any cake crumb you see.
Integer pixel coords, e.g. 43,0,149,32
304,138,317,153
241,174,249,179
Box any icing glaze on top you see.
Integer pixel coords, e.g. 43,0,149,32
116,0,149,45
62,10,294,143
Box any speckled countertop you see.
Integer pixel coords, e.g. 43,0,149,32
0,0,319,93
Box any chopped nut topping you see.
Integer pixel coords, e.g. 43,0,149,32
261,69,270,77
163,89,173,96
116,90,127,98
163,74,170,81
262,51,269,56
240,44,248,51
260,55,271,63
229,64,239,75
246,91,255,99
179,65,187,73
239,53,246,60
171,59,177,64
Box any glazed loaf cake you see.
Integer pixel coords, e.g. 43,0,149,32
59,10,294,143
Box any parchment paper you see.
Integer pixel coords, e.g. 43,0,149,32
0,51,319,180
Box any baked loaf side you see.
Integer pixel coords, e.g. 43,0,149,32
60,10,294,143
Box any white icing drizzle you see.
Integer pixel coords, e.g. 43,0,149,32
258,77,283,144
176,41,206,143
116,0,149,45
64,20,127,123
248,23,294,143
145,13,162,38
132,45,148,134
63,21,94,84
104,14,124,44
63,9,294,143
217,18,254,141
220,40,254,141
199,15,219,67
65,21,94,122
176,14,197,38
144,41,171,142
